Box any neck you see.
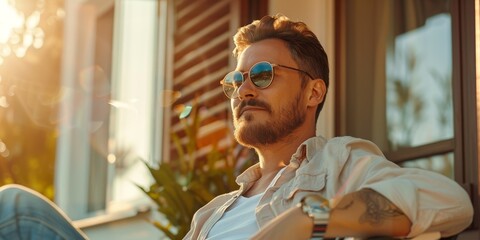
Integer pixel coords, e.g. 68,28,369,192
254,127,315,175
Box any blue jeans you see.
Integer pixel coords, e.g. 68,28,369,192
0,184,88,240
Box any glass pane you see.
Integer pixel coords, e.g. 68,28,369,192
400,152,454,179
345,0,454,152
108,0,158,205
386,2,453,150
0,0,64,200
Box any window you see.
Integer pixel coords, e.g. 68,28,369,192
54,0,165,220
336,0,479,233
337,0,455,177
0,0,164,221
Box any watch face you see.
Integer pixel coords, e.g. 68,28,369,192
301,195,330,222
304,195,330,209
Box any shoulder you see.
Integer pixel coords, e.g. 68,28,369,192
306,136,386,163
326,136,384,155
300,136,390,179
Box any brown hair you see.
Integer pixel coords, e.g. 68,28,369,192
233,14,329,121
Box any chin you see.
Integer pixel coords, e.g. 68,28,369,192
233,133,256,148
234,123,271,147
234,124,252,139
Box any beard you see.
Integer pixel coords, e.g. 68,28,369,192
233,92,306,147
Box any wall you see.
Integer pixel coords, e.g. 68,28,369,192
269,0,336,138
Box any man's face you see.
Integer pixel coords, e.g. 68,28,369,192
231,39,308,147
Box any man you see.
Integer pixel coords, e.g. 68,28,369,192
184,15,473,239
0,15,473,240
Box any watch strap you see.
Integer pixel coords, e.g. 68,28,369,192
299,195,331,240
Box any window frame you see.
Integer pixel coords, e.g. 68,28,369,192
451,0,479,232
55,0,111,220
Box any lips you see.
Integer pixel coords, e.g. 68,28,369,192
239,106,266,116
235,99,272,118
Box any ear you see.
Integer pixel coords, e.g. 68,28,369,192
307,79,326,108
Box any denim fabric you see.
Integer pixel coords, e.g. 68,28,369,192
0,184,88,240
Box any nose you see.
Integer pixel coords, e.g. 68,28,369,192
237,73,257,100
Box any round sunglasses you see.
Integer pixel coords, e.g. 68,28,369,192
219,61,314,99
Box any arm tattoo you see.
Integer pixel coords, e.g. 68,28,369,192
357,189,404,225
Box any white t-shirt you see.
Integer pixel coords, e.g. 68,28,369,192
206,168,286,240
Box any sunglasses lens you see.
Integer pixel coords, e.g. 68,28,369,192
250,62,273,88
222,71,244,98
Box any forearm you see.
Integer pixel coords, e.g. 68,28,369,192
251,188,411,240
326,188,411,238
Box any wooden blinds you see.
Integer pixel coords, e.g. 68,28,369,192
168,0,237,159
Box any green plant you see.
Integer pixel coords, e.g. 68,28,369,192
138,105,252,239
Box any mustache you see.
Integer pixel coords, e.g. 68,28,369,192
235,99,272,117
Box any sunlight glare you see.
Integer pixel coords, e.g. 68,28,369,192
33,27,44,49
0,96,8,108
1,149,9,157
0,141,6,152
0,0,46,57
0,0,24,44
56,8,65,19
14,46,26,58
1,45,11,56
25,11,40,29
107,153,116,164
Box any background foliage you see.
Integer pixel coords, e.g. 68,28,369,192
0,0,64,200
139,105,256,239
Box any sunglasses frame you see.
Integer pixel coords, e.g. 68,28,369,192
220,61,314,99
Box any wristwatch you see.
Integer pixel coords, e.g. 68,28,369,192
299,195,331,240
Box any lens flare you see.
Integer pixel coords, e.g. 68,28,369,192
0,96,8,108
0,141,6,152
0,0,23,45
15,82,69,128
